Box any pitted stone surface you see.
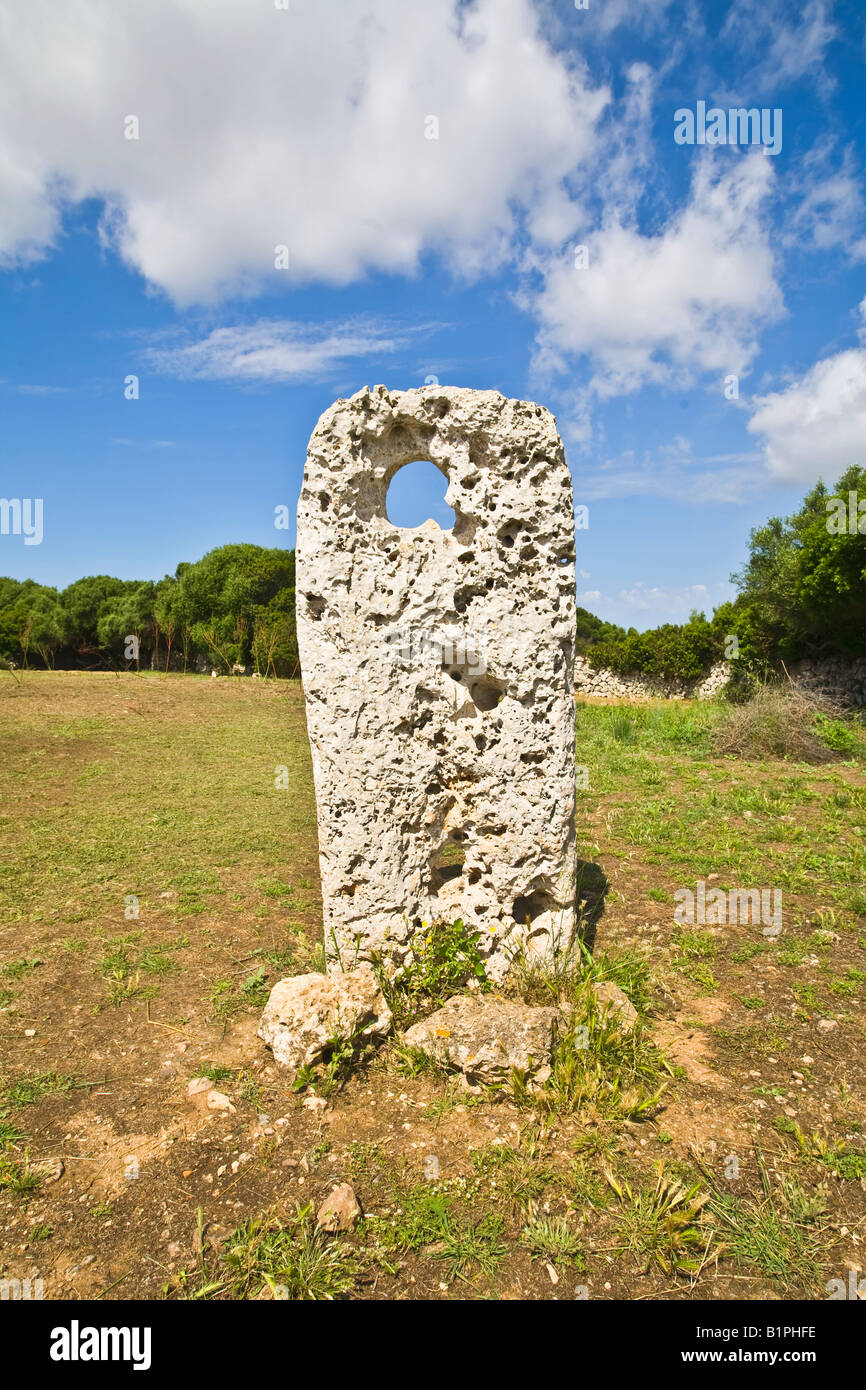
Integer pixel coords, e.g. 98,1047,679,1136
296,384,577,981
403,995,558,1083
257,965,392,1076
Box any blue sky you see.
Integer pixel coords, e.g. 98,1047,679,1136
1,0,865,628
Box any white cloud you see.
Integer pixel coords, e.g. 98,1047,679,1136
720,0,837,94
145,318,427,383
591,0,677,37
576,436,765,503
782,140,866,262
0,0,608,304
747,323,866,485
762,0,836,87
531,154,782,418
10,383,72,395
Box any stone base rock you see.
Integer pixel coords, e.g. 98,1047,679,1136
591,980,638,1032
402,994,557,1084
317,1184,362,1232
258,964,392,1077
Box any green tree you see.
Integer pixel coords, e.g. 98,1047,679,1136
28,588,69,668
732,465,866,664
60,575,129,661
96,583,156,666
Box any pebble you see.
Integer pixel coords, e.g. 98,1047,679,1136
207,1090,236,1113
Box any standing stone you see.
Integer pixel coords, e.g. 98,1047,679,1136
296,385,577,982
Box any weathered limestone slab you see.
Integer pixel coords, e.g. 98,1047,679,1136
257,965,392,1076
296,385,577,981
403,994,558,1084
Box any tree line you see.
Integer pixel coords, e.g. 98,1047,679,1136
579,466,866,688
0,544,298,676
2,468,863,685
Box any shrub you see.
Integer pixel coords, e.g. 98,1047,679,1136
711,687,854,763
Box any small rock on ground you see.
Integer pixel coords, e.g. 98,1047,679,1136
316,1184,362,1232
592,980,638,1031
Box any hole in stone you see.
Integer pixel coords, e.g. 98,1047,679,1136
512,891,551,926
386,460,455,530
470,679,504,712
429,837,466,891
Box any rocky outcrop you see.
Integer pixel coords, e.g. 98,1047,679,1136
575,655,866,707
788,656,866,708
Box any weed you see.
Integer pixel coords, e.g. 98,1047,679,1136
2,957,43,979
606,1164,712,1276
375,919,489,1027
1,1072,75,1108
511,979,670,1125
772,1118,866,1181
221,1207,361,1300
704,1157,827,1292
470,1135,553,1212
434,1211,507,1284
0,1150,46,1193
520,1214,585,1268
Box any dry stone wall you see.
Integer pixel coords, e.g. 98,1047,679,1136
788,656,866,708
296,384,577,982
574,656,732,702
575,656,866,706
